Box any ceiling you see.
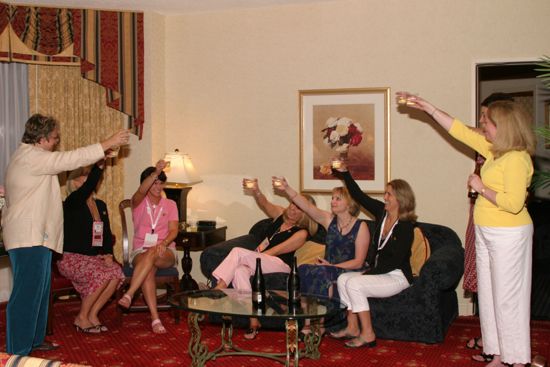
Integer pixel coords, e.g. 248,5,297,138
3,0,335,14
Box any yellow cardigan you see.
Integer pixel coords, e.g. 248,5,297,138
449,119,533,227
1,143,105,253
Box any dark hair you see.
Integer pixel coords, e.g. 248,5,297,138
481,93,514,107
21,114,58,144
140,167,167,183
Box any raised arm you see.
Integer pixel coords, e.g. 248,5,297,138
273,177,333,229
131,160,167,208
333,167,385,220
243,178,284,219
262,229,309,257
396,91,454,131
64,163,103,209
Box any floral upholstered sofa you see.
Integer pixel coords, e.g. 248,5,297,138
200,218,464,343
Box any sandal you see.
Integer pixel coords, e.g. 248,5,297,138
244,327,260,340
151,319,167,334
344,336,377,349
118,294,132,309
94,324,109,332
74,324,101,334
466,336,483,350
471,353,494,363
329,330,358,340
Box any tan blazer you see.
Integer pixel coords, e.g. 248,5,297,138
1,143,104,253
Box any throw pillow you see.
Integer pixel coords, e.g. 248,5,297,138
296,241,325,265
410,227,431,276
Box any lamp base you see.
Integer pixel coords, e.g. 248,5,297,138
164,186,192,224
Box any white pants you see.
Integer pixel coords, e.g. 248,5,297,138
475,224,533,364
337,269,409,313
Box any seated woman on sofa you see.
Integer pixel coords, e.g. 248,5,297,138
273,176,369,336
57,160,125,333
330,165,416,348
117,160,179,334
212,177,317,340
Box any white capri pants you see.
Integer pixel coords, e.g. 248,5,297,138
337,269,410,313
475,224,533,365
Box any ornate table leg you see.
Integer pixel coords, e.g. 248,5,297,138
285,319,299,367
302,320,322,360
188,312,212,367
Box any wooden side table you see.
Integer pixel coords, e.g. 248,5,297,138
176,226,227,291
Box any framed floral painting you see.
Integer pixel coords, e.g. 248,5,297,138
299,88,390,193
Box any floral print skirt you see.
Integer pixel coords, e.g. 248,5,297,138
57,252,125,297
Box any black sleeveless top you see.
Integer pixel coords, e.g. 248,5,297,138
261,215,304,267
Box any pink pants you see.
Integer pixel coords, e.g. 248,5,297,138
212,247,290,291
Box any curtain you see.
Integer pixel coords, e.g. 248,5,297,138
28,64,126,261
0,2,144,137
0,62,28,186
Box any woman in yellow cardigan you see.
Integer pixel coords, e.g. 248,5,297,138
397,92,536,367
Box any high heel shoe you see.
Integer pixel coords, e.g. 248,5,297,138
74,324,100,334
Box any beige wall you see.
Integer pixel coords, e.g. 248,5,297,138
131,0,550,314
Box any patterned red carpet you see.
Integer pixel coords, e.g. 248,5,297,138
1,302,549,367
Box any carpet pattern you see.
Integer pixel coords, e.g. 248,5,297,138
1,302,549,367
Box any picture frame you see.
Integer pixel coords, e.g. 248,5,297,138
299,88,390,193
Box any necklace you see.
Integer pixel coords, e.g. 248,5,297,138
337,216,354,234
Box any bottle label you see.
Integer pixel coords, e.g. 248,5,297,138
252,291,262,302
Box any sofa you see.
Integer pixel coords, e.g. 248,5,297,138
200,218,464,344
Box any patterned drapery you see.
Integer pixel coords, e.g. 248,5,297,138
0,2,144,137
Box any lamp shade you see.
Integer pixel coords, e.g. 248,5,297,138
163,150,202,186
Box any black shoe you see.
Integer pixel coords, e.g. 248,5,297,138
32,340,60,352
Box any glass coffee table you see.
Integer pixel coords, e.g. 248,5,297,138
169,289,345,367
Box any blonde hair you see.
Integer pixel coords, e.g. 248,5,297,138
488,101,537,158
388,179,417,222
332,186,360,217
284,194,319,236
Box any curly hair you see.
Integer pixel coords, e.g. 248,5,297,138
21,114,58,144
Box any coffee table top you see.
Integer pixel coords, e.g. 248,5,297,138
169,289,344,320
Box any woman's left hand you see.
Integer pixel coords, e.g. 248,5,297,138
468,174,484,193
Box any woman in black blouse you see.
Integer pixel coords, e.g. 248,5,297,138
330,166,416,348
212,178,317,340
57,161,124,333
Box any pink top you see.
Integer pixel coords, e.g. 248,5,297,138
132,197,178,251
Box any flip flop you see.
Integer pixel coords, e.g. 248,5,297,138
344,336,377,349
471,352,494,363
466,336,483,350
94,324,109,332
151,319,167,334
329,331,359,340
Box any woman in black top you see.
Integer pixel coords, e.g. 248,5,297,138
330,167,416,348
57,161,124,333
212,178,317,340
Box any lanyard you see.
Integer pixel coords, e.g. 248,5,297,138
145,198,164,233
377,213,398,251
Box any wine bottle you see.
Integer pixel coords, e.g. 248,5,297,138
468,156,482,200
287,256,301,313
251,258,266,314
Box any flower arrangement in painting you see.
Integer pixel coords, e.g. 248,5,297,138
321,117,363,153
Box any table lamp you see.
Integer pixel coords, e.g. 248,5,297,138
163,149,202,224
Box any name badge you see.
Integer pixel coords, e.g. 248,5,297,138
144,232,159,248
92,221,104,247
